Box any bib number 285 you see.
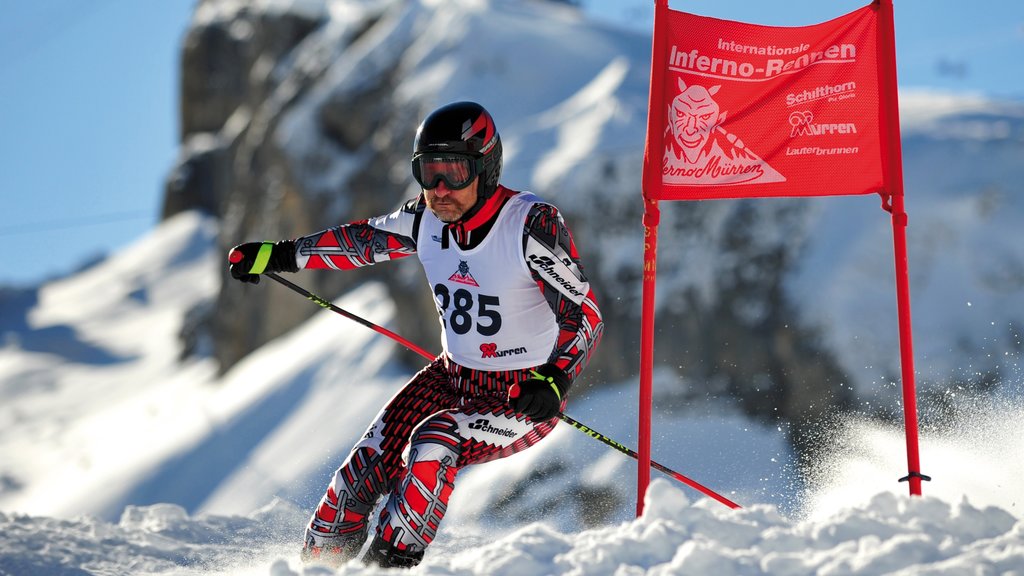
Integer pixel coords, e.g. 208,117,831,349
433,284,502,336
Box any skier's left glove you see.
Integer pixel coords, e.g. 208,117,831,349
508,363,570,421
227,240,298,284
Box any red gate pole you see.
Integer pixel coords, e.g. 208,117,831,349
637,199,660,515
637,0,670,516
888,193,925,496
877,0,926,495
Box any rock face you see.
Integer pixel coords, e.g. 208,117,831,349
161,0,1024,464
165,2,422,374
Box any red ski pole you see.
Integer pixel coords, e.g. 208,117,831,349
261,272,741,509
264,273,434,360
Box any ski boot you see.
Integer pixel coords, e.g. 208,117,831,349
300,528,367,567
362,535,425,569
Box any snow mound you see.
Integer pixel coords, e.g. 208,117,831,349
1,481,1021,575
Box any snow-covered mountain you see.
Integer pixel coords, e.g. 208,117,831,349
2,0,1023,573
162,0,1024,459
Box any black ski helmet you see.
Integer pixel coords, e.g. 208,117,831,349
412,101,503,205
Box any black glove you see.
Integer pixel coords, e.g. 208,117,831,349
227,240,298,284
508,363,570,421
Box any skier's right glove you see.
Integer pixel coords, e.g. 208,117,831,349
227,240,298,284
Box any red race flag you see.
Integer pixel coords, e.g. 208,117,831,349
647,5,885,200
636,2,922,514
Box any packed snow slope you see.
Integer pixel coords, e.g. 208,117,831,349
1,480,1022,575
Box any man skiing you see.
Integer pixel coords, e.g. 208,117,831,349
227,101,603,568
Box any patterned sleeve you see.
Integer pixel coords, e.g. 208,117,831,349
522,202,604,386
294,196,424,270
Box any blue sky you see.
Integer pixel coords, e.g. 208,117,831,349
1,0,1021,287
1,0,194,286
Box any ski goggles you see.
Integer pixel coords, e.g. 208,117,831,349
411,153,483,190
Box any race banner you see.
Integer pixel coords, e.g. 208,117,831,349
648,4,886,200
635,1,921,514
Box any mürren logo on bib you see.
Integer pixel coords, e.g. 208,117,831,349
480,343,528,358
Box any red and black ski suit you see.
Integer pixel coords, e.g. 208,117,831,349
300,186,603,560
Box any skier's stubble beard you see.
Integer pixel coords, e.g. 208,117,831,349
424,178,479,223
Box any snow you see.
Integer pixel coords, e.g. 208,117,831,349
3,1,1023,573
2,480,1022,574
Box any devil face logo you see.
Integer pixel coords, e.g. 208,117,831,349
661,78,786,187
669,79,726,164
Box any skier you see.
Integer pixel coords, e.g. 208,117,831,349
227,101,603,568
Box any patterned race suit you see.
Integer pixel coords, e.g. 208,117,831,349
299,186,603,560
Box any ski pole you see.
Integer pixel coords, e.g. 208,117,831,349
262,272,741,509
553,412,740,509
263,273,435,361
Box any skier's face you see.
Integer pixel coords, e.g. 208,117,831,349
424,177,479,223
